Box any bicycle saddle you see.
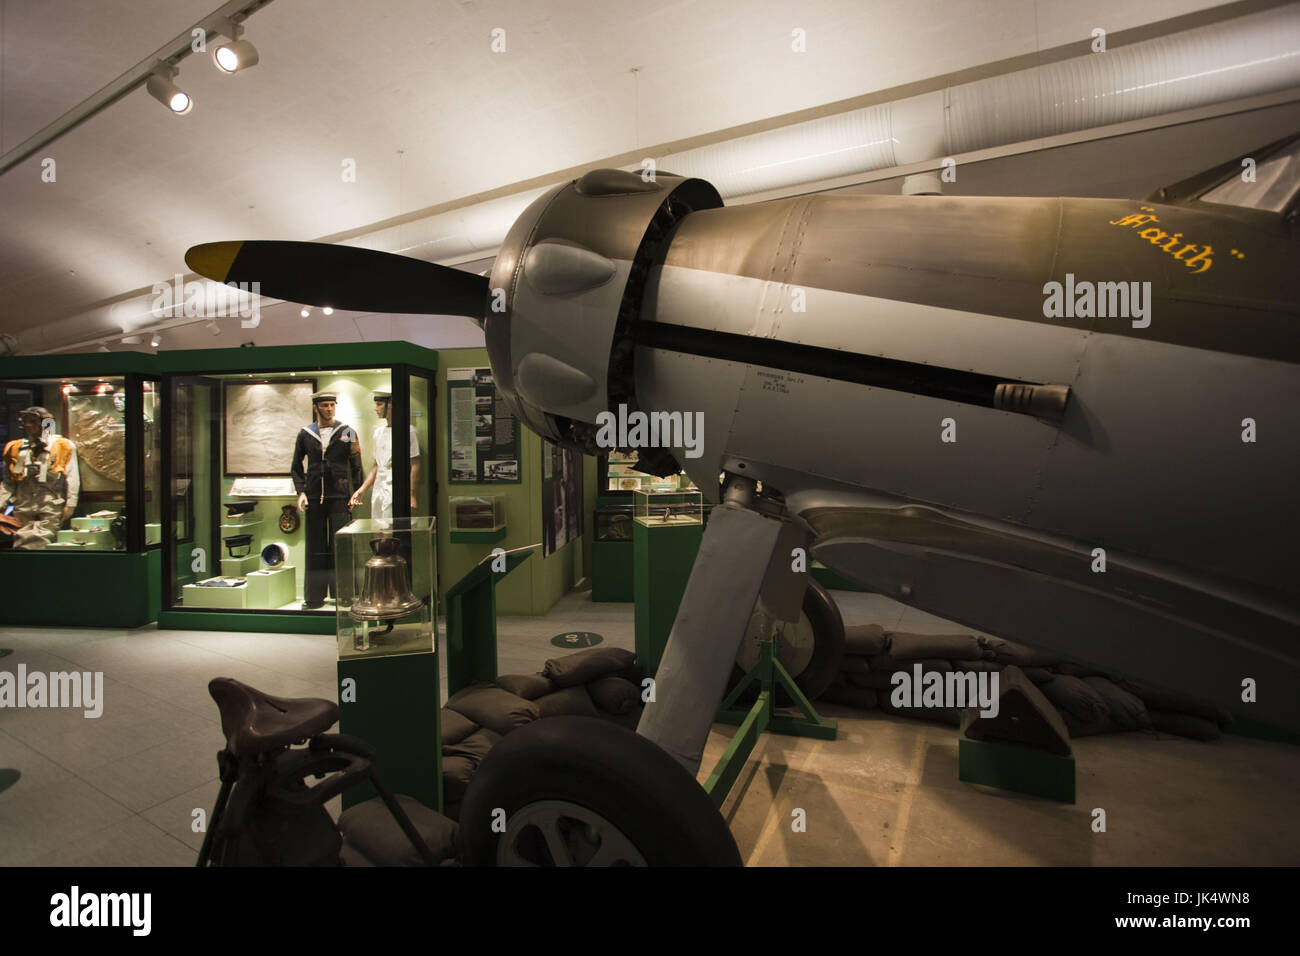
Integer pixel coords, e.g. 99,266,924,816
208,677,340,756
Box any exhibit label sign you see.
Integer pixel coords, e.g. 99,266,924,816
447,367,520,483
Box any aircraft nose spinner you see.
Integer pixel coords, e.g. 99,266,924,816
484,169,722,454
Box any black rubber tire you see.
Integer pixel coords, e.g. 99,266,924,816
728,578,846,705
458,716,743,866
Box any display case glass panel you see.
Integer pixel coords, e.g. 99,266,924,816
633,489,703,526
335,517,436,660
594,504,634,541
0,375,160,551
165,364,430,614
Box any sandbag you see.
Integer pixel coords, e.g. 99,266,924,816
445,684,540,736
338,793,459,866
1039,675,1110,736
542,647,637,688
845,669,896,690
819,679,879,710
979,636,1061,668
955,660,1002,673
495,673,556,700
587,675,641,715
443,728,502,763
885,630,985,662
843,623,888,657
442,756,476,805
840,655,872,677
440,708,478,747
1149,710,1221,741
1055,661,1107,678
1083,677,1150,732
535,686,600,719
1115,679,1231,727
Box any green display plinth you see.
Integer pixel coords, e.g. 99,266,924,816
958,736,1076,803
633,519,702,677
55,529,116,548
245,566,296,607
592,539,634,602
338,651,442,812
0,549,160,627
220,554,260,577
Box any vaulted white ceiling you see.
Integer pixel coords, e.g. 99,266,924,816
0,0,1283,352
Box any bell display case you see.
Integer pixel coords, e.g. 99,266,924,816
0,352,163,627
334,515,442,812
156,342,438,634
335,517,436,660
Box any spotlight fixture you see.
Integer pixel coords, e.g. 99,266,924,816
301,308,311,318
145,65,192,115
322,306,334,315
213,38,260,74
150,332,162,348
205,319,222,336
212,20,260,75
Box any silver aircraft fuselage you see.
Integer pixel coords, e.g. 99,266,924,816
486,171,1300,731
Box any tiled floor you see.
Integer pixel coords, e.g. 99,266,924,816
2,587,1298,866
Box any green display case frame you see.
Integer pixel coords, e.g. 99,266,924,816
155,342,438,634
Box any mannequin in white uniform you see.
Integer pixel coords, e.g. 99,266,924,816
349,390,420,519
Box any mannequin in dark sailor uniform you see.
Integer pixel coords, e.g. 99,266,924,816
291,392,363,609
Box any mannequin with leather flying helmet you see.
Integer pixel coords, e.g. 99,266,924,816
291,392,363,609
1,407,77,549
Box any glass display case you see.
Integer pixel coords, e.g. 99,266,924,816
1,372,160,552
159,343,437,625
634,489,703,526
335,517,436,660
0,354,163,628
450,495,504,532
594,504,634,541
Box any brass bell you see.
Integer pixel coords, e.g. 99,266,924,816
349,536,425,622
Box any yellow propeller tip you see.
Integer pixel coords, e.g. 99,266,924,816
185,241,243,282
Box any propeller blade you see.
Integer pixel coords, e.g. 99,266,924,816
184,240,488,320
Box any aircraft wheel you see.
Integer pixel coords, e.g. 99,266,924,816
459,716,743,866
730,578,845,704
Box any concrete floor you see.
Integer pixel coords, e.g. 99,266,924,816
1,587,1297,866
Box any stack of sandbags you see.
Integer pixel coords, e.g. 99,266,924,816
819,621,1231,742
439,646,645,818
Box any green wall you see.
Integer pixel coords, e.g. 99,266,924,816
435,348,589,615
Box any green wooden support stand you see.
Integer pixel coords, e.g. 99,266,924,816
703,637,837,809
444,545,536,695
